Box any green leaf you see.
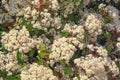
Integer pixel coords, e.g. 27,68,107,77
26,23,33,32
38,50,50,59
17,52,23,65
104,32,112,39
0,70,7,78
5,75,16,80
64,67,73,74
83,33,87,43
0,25,8,32
71,50,82,62
39,44,46,51
37,59,43,65
19,18,27,26
61,31,69,37
104,17,112,24
115,61,120,69
93,3,99,11
16,75,21,80
106,44,113,56
29,49,35,57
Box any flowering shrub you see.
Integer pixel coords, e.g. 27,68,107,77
0,0,120,80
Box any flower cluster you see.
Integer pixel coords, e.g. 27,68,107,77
74,54,119,80
63,23,84,41
0,0,120,80
116,37,120,50
1,27,43,53
49,37,84,65
85,13,103,42
0,51,24,75
20,63,58,80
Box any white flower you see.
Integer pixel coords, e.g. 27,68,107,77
49,37,83,65
74,54,119,80
49,0,59,11
1,27,43,53
85,14,103,40
20,63,58,80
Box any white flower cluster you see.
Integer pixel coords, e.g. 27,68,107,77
60,0,87,18
1,27,43,53
74,54,119,80
63,1,75,18
34,9,52,28
99,4,120,31
116,37,120,50
23,6,39,20
32,9,62,30
85,14,103,41
63,23,84,41
17,0,61,30
49,0,60,11
2,0,26,16
87,44,108,57
20,63,58,80
105,6,119,22
0,51,21,75
49,37,84,65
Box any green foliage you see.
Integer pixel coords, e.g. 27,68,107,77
93,3,99,10
17,52,23,65
39,44,46,51
4,75,16,80
37,59,43,65
19,18,27,26
115,61,120,69
0,70,7,78
38,50,50,59
0,70,21,80
106,44,113,56
69,13,81,24
38,44,50,65
83,33,87,43
61,31,69,37
64,67,73,74
104,17,112,24
104,32,112,39
0,25,9,32
29,49,35,58
71,50,82,62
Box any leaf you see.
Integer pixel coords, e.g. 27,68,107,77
5,75,16,80
0,70,7,78
79,0,84,10
106,44,113,56
104,17,112,24
93,3,99,11
71,50,82,62
61,31,69,37
19,18,27,26
38,50,50,59
104,32,112,39
26,23,33,32
83,33,87,43
37,59,43,65
115,61,120,69
16,75,21,80
17,52,23,65
64,67,73,74
0,25,8,32
39,44,46,51
29,49,35,57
